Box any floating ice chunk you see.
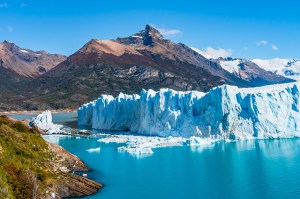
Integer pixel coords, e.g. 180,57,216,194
118,146,153,155
98,134,190,156
189,136,215,146
86,147,101,152
98,136,129,144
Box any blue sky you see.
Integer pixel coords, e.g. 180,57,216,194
1,0,300,59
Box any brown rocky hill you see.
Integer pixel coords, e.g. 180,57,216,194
0,41,66,77
26,25,254,109
0,41,66,110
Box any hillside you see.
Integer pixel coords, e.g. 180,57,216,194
0,116,102,198
214,57,293,86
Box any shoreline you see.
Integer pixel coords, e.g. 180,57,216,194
0,115,103,198
0,109,76,115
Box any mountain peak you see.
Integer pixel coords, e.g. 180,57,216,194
131,24,164,46
2,40,15,48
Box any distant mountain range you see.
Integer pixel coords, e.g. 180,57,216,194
0,41,66,110
0,25,296,111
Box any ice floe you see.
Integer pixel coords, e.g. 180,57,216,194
86,147,101,153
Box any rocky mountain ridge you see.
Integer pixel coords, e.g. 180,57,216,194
0,25,295,110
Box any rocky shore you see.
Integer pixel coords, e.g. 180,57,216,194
0,115,103,199
46,142,103,199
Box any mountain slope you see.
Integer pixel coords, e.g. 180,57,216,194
0,41,66,78
0,116,102,198
252,58,300,81
27,25,252,109
214,57,294,86
0,41,66,110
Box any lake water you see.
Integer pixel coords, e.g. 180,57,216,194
9,113,300,199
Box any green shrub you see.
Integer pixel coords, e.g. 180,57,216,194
0,116,56,199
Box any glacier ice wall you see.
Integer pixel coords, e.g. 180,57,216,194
30,110,67,134
78,83,300,139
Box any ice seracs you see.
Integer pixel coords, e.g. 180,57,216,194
30,111,67,134
79,82,300,140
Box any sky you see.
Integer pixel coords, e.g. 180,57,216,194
1,0,300,59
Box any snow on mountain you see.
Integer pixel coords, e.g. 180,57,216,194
218,57,241,74
252,58,300,81
214,57,295,86
78,82,300,140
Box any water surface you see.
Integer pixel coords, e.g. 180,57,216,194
10,113,300,199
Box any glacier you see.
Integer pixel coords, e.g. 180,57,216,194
30,110,68,134
78,83,300,140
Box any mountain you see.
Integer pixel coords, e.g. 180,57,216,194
0,41,66,110
213,57,293,86
0,41,66,78
252,58,300,81
27,25,276,109
0,25,294,111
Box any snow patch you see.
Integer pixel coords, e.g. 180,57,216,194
19,49,29,53
218,59,241,74
131,35,143,39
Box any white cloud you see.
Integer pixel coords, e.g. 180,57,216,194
0,3,8,8
191,46,232,59
157,28,182,36
271,44,279,50
256,40,268,46
256,40,279,51
8,25,13,32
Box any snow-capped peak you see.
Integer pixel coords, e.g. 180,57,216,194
252,58,300,81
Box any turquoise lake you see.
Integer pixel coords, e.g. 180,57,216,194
9,113,300,199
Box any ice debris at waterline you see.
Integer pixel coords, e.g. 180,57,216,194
86,147,101,153
78,83,300,140
98,135,212,156
30,111,68,134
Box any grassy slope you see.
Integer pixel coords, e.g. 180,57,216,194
0,116,57,199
